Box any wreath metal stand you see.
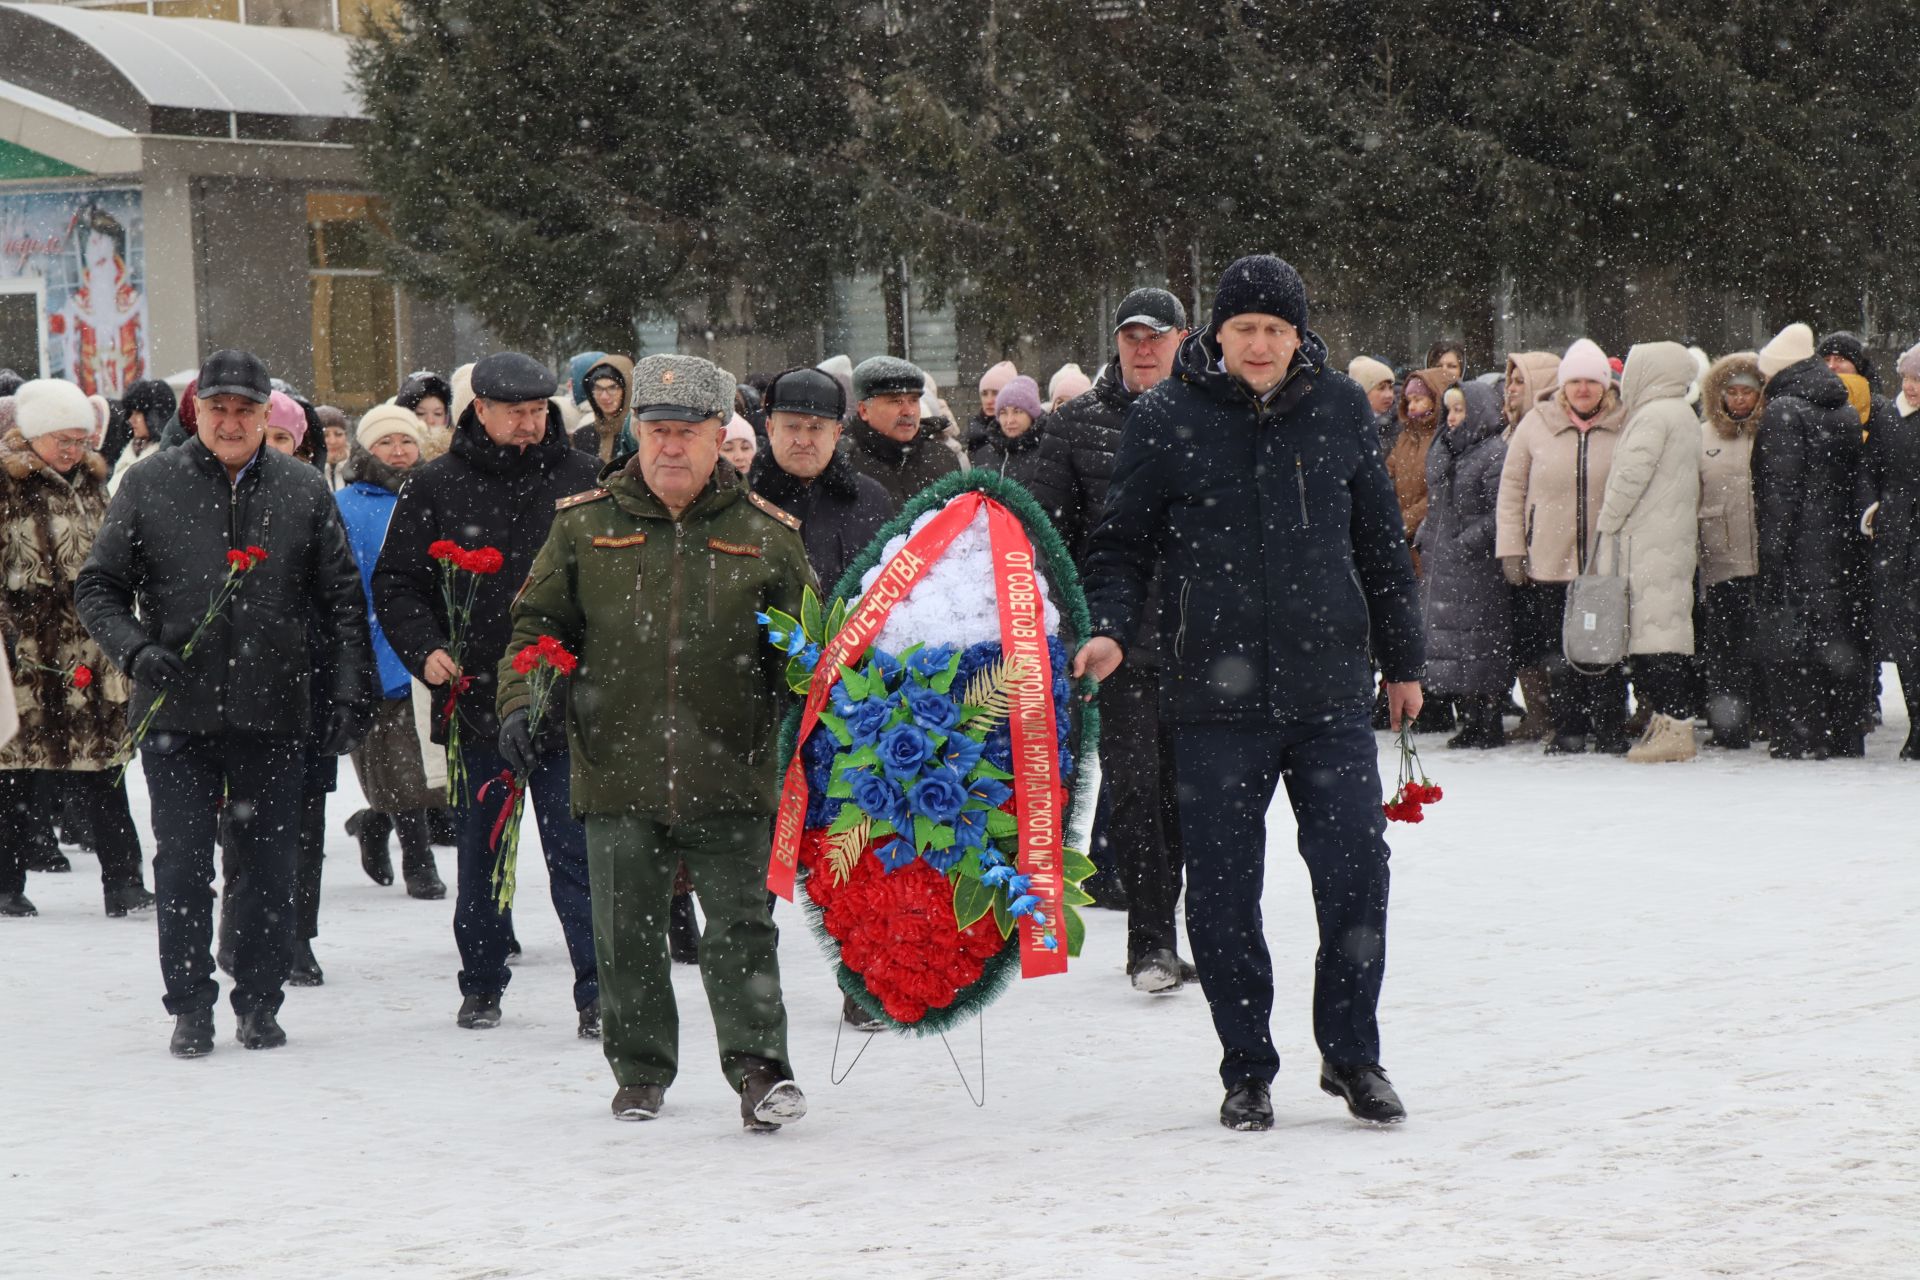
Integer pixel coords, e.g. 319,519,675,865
829,1011,988,1107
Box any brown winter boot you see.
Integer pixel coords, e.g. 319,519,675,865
1512,667,1552,742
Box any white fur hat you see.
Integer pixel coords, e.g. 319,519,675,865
13,378,95,440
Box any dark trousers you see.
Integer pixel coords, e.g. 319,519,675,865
1700,577,1758,739
143,733,304,1017
1521,581,1628,737
1093,663,1184,963
0,769,144,896
1630,652,1695,720
453,739,598,1010
1172,703,1391,1089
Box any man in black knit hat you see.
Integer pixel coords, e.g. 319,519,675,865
1076,255,1424,1132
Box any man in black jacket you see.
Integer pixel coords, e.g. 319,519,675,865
77,349,375,1057
1050,288,1195,994
1075,257,1424,1132
843,356,965,511
372,352,603,1036
748,367,892,596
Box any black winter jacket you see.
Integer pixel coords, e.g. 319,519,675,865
1416,382,1514,695
969,417,1086,551
1752,357,1870,643
1082,327,1423,725
1863,400,1920,665
76,439,374,740
372,405,601,748
748,448,893,597
843,417,965,514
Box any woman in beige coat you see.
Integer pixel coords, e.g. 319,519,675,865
1697,353,1764,749
1495,339,1629,753
1595,342,1704,762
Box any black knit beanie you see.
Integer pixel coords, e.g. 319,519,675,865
1210,255,1308,333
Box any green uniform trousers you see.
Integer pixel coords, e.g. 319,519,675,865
584,812,791,1091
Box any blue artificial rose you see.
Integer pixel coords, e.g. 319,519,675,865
846,769,907,829
904,684,961,733
907,644,958,680
878,723,934,780
842,695,895,748
908,767,968,826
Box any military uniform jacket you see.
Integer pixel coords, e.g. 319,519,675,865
500,462,816,821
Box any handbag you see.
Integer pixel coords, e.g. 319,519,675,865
1563,533,1630,671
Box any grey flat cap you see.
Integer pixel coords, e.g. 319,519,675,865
853,355,927,400
631,354,735,423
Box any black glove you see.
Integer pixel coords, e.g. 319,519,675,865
498,708,535,777
131,644,190,692
318,702,374,757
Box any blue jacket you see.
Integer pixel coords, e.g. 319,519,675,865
335,451,413,700
1081,326,1423,725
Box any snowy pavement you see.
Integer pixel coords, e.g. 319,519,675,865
4,701,1918,1279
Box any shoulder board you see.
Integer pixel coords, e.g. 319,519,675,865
746,491,801,532
555,488,610,512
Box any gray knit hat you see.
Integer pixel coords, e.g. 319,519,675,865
853,355,927,400
631,354,735,423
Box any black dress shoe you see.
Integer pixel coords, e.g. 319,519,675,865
287,939,325,987
170,1009,215,1058
578,1000,602,1040
104,883,156,917
1220,1079,1274,1131
235,1009,287,1050
457,993,502,1029
346,809,394,886
842,993,886,1032
1320,1061,1406,1124
0,891,38,917
22,847,70,873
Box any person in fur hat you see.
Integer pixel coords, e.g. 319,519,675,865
0,379,152,920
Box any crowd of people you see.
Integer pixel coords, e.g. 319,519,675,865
0,252,1914,1132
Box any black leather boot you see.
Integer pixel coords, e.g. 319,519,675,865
395,811,446,900
1220,1079,1274,1131
346,809,394,886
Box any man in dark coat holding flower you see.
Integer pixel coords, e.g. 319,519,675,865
373,351,602,1037
1075,256,1425,1132
77,349,375,1058
502,353,816,1132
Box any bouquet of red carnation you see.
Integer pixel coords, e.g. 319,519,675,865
1383,724,1443,823
485,635,577,911
116,545,268,780
428,540,505,805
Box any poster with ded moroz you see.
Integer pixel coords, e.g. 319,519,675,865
0,187,147,396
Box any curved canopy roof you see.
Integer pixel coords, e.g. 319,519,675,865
0,4,362,143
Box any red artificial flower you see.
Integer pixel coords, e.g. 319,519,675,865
70,664,93,690
226,549,253,570
245,545,268,563
428,540,459,561
510,644,541,674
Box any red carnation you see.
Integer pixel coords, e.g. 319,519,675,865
245,545,268,563
70,664,93,690
429,540,459,561
464,546,505,575
226,549,252,570
511,645,541,675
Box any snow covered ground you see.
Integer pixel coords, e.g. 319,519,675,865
5,690,1918,1279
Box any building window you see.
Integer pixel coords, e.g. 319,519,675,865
308,192,397,413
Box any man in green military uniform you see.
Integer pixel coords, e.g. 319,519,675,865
499,353,816,1131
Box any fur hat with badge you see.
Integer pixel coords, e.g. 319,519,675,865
12,378,96,440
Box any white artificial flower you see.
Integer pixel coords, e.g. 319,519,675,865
853,507,1061,652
